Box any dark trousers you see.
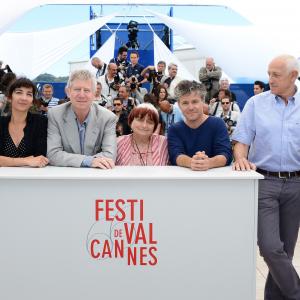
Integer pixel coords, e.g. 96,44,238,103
258,176,300,300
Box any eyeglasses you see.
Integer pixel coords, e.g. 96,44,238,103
114,103,122,106
221,102,230,105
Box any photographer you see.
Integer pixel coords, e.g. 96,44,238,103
219,97,239,139
0,72,16,116
36,84,59,116
126,51,144,82
163,63,182,99
91,57,107,78
127,75,147,104
199,57,222,103
110,46,129,79
118,85,139,113
0,61,13,82
209,89,240,117
98,63,121,108
141,61,167,94
94,82,111,110
112,97,131,136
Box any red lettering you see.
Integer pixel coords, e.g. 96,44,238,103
140,199,144,221
90,239,100,259
149,223,157,244
95,199,145,222
102,240,112,258
114,229,123,237
127,247,137,265
114,239,124,258
135,223,147,244
105,199,114,221
115,199,126,221
139,247,148,266
127,199,138,221
95,199,104,221
149,247,158,266
124,223,135,244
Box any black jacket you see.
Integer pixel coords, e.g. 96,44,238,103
0,113,48,157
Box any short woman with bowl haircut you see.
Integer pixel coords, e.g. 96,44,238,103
0,78,48,167
116,103,169,166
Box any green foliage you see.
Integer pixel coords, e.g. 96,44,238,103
33,73,68,83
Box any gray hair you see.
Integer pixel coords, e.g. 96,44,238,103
174,80,206,101
42,83,54,91
274,54,300,74
66,69,97,93
219,77,230,84
168,63,178,70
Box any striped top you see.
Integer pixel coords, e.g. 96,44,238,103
116,134,169,166
46,97,60,109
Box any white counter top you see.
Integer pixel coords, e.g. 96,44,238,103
0,166,263,180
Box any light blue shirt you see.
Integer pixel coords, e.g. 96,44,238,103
73,111,94,168
232,90,300,172
161,102,184,136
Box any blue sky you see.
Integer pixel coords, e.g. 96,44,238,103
8,4,250,76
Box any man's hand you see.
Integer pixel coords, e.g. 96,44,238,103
209,98,217,105
92,157,115,169
191,151,210,171
40,105,48,112
233,157,256,171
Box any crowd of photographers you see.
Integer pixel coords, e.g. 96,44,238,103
91,48,265,140
0,50,266,142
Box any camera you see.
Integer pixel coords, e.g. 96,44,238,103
109,74,122,91
99,100,107,107
40,98,49,107
130,76,137,90
223,117,236,132
126,20,139,49
114,73,121,84
148,69,158,83
130,82,137,90
118,61,128,75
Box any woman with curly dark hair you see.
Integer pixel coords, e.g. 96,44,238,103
0,77,48,167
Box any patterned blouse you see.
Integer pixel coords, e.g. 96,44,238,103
0,113,47,157
116,134,169,166
2,133,26,157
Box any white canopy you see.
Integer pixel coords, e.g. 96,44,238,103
150,10,300,82
81,32,116,75
0,13,115,79
1,1,300,81
153,33,196,80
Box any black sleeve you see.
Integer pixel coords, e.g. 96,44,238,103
0,117,9,155
32,115,48,156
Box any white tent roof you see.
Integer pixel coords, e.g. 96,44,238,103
1,1,300,81
153,33,195,80
2,0,300,35
150,10,300,82
83,32,116,75
0,13,115,79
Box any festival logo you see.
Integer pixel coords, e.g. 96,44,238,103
86,198,158,266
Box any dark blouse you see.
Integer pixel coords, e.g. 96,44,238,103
0,113,48,157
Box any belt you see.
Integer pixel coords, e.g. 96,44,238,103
256,168,300,179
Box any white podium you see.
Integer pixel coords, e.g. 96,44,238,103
0,166,262,300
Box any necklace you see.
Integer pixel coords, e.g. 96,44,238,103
132,136,151,166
